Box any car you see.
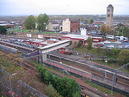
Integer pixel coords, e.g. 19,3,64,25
59,49,72,55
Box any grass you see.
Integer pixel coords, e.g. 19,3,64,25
0,50,126,97
34,31,57,34
8,28,58,34
32,60,126,97
85,80,111,94
74,47,129,73
8,28,30,33
85,80,125,97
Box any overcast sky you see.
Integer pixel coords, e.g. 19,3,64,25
0,0,129,16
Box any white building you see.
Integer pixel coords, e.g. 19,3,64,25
62,18,71,32
47,21,61,32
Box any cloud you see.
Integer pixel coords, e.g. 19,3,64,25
0,0,129,16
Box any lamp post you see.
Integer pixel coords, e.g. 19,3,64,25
9,73,17,97
111,63,129,94
59,57,62,64
104,59,108,80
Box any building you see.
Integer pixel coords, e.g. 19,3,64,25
93,21,104,28
47,20,62,32
0,21,14,28
106,4,114,27
62,18,80,33
62,28,89,47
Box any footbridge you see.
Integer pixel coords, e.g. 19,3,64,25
25,40,71,61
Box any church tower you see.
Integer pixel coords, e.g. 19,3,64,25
106,4,114,27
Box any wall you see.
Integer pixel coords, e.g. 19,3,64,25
62,19,71,32
70,22,80,32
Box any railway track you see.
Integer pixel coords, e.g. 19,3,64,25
13,58,110,97
0,40,35,52
42,61,111,97
17,62,109,97
49,53,129,83
47,55,129,96
0,38,128,96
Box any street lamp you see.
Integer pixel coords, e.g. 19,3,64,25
59,57,62,64
9,73,17,97
111,63,129,94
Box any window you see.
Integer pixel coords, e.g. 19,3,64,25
107,14,110,17
107,9,110,12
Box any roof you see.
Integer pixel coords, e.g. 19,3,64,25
93,21,104,25
64,18,80,23
49,20,62,24
108,4,113,8
0,24,14,26
63,34,88,40
38,40,70,50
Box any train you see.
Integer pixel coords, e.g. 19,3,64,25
58,48,72,55
23,40,47,47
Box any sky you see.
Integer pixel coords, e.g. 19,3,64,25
0,0,129,16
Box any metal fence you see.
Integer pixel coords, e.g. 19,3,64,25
0,68,47,97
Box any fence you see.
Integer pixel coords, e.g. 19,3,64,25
0,68,47,97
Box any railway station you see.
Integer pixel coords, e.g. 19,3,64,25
0,34,129,97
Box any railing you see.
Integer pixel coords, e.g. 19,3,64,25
0,68,47,97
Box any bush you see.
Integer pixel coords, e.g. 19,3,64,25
45,84,63,97
117,49,129,65
0,26,7,35
37,65,81,97
87,38,92,50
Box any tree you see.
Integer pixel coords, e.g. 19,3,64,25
87,38,92,50
24,15,36,31
100,24,111,35
37,14,49,32
115,23,129,37
117,50,129,64
88,18,94,24
0,26,7,35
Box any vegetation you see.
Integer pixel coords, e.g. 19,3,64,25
37,14,49,32
100,24,112,35
92,48,120,59
0,26,7,35
87,38,93,50
115,23,129,37
23,14,49,33
45,84,63,97
117,49,129,64
24,15,36,31
88,18,94,24
75,46,129,70
85,80,124,96
37,65,81,97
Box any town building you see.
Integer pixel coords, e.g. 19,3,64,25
47,20,62,32
0,21,14,28
106,4,114,27
62,28,89,47
93,21,104,28
62,18,80,33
